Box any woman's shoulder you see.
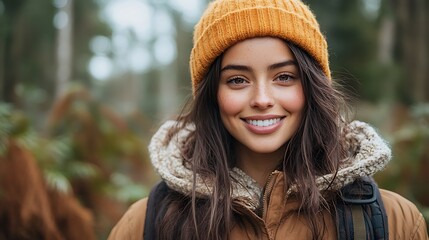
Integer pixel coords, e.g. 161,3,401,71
107,197,149,240
380,189,428,239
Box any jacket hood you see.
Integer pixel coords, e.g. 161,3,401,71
148,120,391,210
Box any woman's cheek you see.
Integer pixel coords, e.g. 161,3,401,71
277,86,305,112
218,90,246,115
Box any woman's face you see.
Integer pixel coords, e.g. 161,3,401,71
218,37,305,155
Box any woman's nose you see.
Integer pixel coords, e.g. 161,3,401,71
249,84,274,109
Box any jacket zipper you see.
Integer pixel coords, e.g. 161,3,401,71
260,171,277,219
259,171,293,240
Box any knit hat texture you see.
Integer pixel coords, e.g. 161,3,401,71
190,0,330,93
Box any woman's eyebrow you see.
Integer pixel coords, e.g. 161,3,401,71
220,64,252,72
221,60,297,73
268,60,297,71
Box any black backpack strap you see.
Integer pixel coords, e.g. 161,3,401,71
336,177,389,240
143,181,170,240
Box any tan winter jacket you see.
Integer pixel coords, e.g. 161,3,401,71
108,121,429,239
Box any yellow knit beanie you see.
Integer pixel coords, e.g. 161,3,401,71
190,0,330,93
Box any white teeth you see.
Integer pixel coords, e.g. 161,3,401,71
247,118,281,127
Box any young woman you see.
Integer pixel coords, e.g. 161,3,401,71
108,0,428,239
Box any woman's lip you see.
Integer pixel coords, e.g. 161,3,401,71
241,115,285,120
242,117,284,134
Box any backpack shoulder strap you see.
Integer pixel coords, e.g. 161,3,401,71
143,181,170,240
336,177,389,240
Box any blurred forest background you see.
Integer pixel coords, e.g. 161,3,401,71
0,0,428,239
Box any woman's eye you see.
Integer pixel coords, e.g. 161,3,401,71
277,74,292,82
227,77,247,85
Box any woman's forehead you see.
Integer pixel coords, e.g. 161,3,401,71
221,37,295,68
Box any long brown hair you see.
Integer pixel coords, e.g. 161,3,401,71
155,41,348,240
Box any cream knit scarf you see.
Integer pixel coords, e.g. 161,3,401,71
148,120,391,210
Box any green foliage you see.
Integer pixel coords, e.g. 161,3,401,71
0,98,151,201
0,104,14,154
33,136,99,194
0,103,98,193
108,173,148,203
0,92,152,237
392,104,429,147
45,87,152,202
44,169,72,194
0,103,37,155
375,103,429,228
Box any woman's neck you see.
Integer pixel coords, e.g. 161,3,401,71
235,143,285,187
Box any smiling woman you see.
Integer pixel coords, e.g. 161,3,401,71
108,0,429,239
218,38,305,184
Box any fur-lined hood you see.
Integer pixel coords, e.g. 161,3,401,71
148,120,391,210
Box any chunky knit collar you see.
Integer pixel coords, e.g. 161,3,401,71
148,120,391,210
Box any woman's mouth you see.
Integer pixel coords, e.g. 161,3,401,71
242,116,285,134
245,118,282,127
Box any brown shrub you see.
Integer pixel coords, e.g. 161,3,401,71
0,141,96,240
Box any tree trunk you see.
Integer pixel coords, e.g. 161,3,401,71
0,0,26,104
55,0,74,100
2,33,18,104
414,0,428,102
392,0,429,103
